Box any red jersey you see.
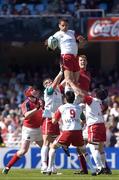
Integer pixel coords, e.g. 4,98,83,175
78,68,91,91
21,99,43,128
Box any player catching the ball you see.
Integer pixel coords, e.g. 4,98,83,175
47,18,87,85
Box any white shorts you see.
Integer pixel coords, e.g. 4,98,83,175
22,126,42,142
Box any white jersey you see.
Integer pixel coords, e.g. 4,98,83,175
43,86,62,118
58,103,83,131
53,30,78,55
85,97,104,126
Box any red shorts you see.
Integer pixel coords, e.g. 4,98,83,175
41,118,60,135
61,54,80,72
88,123,106,143
55,130,84,147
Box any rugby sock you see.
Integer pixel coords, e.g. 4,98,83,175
100,152,106,168
93,149,103,169
78,154,88,173
7,153,20,169
84,153,96,173
41,145,49,168
47,148,55,171
88,143,95,155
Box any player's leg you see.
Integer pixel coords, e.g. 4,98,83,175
99,142,112,174
74,71,79,83
74,127,88,174
88,143,104,174
75,148,88,174
46,142,58,175
79,146,96,176
40,134,51,172
2,140,30,174
72,131,96,176
64,69,74,81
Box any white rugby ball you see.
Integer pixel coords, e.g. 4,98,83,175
47,36,58,50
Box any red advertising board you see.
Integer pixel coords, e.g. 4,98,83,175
88,18,119,41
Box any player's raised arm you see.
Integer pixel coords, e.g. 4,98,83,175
51,67,63,89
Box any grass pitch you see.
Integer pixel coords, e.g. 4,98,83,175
0,169,119,180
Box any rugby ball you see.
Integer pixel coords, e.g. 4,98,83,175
47,36,58,50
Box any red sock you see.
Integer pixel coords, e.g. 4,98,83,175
7,153,20,169
78,154,88,173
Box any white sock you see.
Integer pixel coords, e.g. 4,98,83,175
88,143,95,155
84,153,96,173
93,149,103,170
47,148,56,172
51,152,56,171
100,152,106,168
41,145,49,167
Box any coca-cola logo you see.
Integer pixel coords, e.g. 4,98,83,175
90,20,119,37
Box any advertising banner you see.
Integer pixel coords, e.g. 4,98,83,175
0,147,119,169
88,18,119,41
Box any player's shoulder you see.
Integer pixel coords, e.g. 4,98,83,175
21,99,29,106
54,31,61,36
68,30,75,34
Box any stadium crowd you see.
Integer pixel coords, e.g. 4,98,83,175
0,0,118,16
0,63,119,148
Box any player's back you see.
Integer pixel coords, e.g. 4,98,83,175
86,97,104,126
59,103,83,131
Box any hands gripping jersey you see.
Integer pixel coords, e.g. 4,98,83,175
55,103,83,131
53,30,78,55
43,86,63,118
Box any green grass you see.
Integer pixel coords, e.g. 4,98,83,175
0,169,119,180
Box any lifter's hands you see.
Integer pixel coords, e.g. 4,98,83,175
76,35,87,49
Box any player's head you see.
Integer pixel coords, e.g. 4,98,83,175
78,55,87,69
93,88,108,100
24,86,40,99
43,78,53,88
65,91,75,103
59,18,69,32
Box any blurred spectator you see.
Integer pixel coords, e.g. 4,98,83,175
11,4,19,15
110,102,119,118
0,127,5,147
2,104,10,118
0,4,11,15
19,3,31,15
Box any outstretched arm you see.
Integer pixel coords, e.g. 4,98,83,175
52,71,63,89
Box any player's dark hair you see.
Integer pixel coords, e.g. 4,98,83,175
93,88,108,100
59,18,69,24
43,77,53,86
65,91,75,103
